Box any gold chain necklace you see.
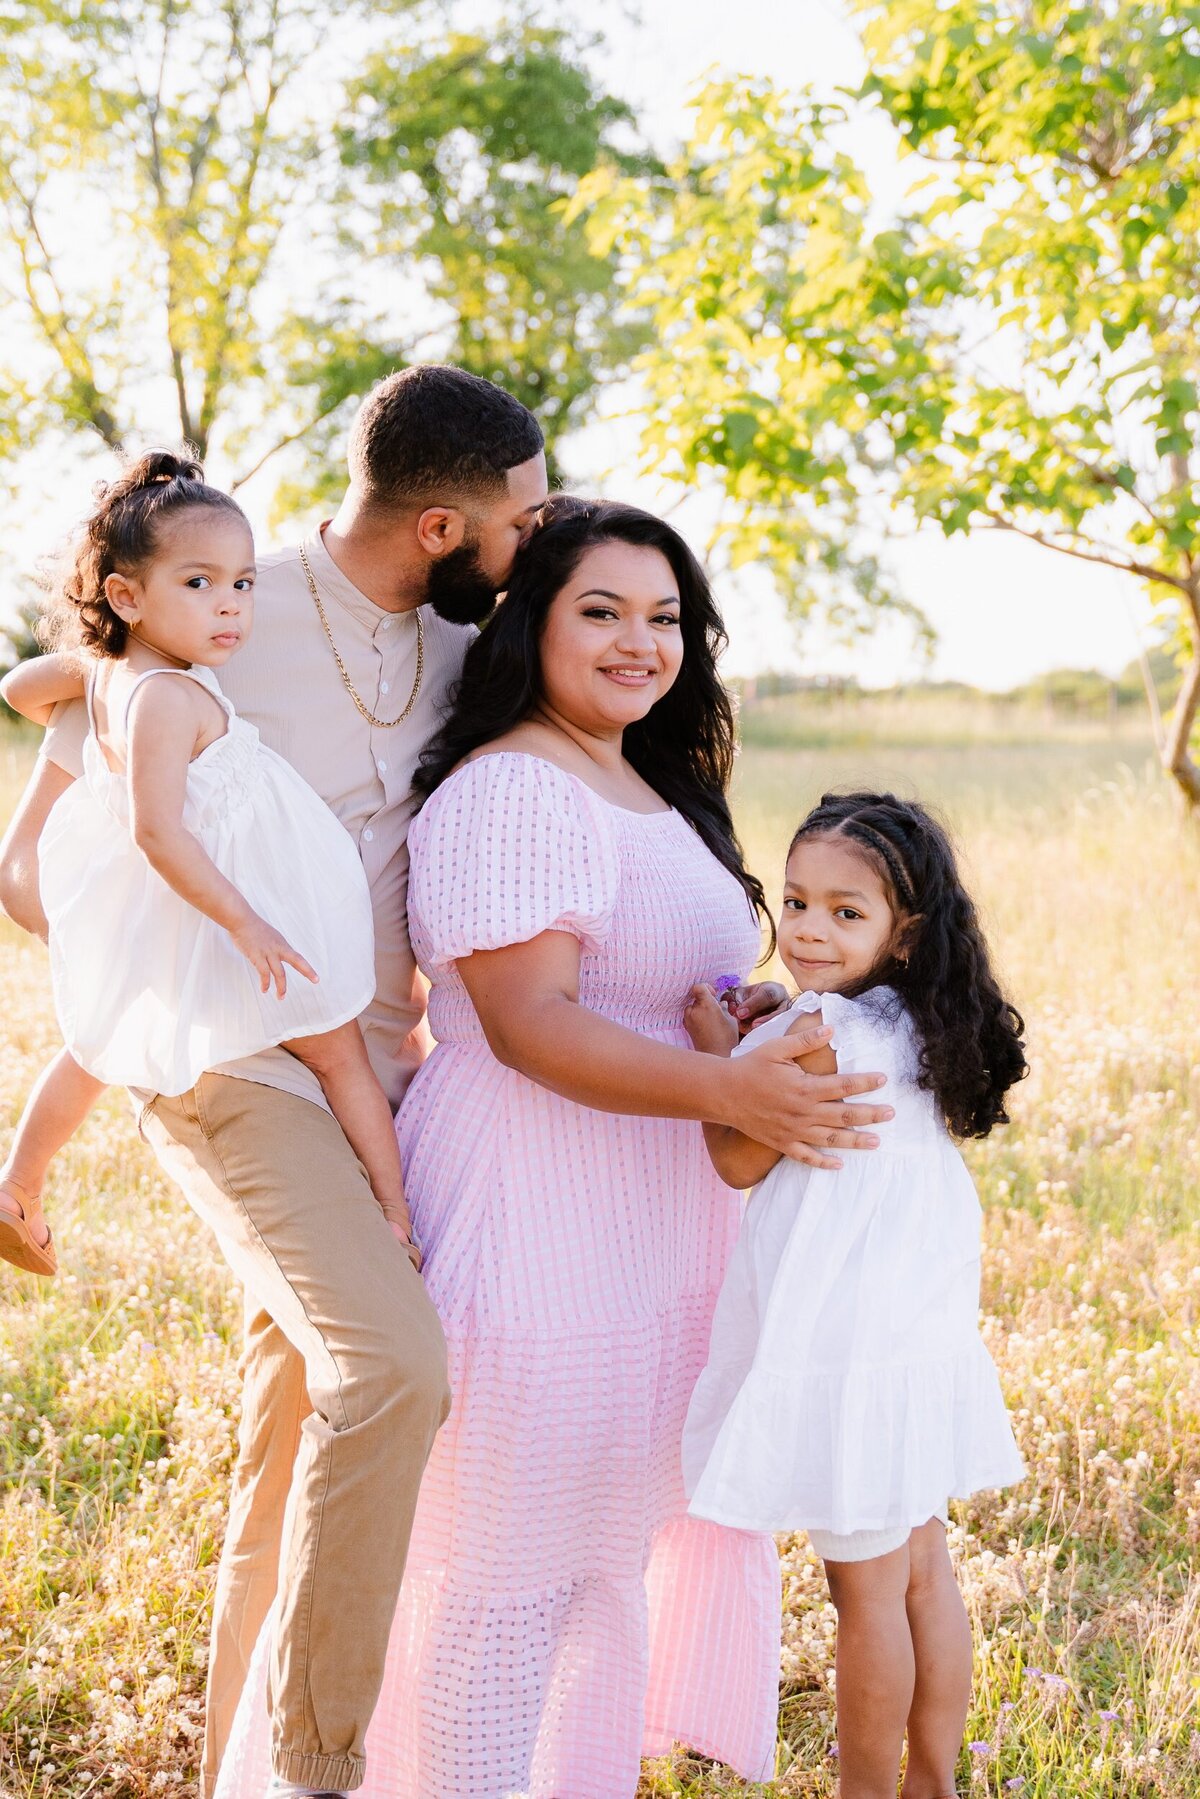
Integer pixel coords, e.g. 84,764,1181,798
299,542,424,729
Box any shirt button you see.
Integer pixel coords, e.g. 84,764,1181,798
363,828,374,842
380,681,390,694
376,758,387,774
380,618,393,631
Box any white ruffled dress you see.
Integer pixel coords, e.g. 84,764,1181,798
39,663,376,1095
683,988,1024,1537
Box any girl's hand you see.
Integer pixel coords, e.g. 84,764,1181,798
721,980,790,1036
684,983,740,1057
230,912,319,998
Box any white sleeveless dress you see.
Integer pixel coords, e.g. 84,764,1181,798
683,988,1024,1539
39,663,376,1095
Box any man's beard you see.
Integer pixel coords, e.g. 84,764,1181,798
424,539,503,626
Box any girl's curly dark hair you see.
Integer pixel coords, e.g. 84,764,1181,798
791,791,1027,1138
40,447,247,658
414,493,772,943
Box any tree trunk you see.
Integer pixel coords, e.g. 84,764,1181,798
1163,644,1200,807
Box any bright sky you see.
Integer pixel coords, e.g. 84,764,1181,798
1,0,1161,689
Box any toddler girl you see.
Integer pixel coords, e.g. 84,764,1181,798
683,790,1026,1799
0,449,417,1278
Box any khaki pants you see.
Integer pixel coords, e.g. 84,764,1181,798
141,1075,450,1796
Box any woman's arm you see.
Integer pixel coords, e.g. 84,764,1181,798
0,653,86,727
127,680,317,996
456,932,891,1168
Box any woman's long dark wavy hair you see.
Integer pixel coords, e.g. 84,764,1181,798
415,494,771,944
790,791,1027,1139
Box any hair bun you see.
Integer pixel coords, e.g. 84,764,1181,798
125,446,206,491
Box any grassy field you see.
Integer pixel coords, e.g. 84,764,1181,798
1,700,1197,1798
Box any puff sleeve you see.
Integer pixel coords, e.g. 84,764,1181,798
407,752,621,972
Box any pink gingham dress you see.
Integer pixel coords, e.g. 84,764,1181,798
215,751,781,1797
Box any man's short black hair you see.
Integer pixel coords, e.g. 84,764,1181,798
349,365,544,510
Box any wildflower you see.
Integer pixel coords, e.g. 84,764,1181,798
970,1741,991,1756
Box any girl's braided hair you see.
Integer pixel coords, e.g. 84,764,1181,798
790,791,1027,1138
39,447,247,659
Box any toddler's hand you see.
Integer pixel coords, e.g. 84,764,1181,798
684,983,740,1057
381,1202,423,1273
230,912,319,998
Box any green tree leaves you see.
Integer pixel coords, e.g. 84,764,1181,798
577,4,1200,803
0,3,639,502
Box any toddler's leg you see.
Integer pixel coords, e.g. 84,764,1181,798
0,1047,107,1275
825,1542,914,1799
900,1519,972,1799
283,1022,420,1267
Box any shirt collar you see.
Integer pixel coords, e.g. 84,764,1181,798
301,522,408,632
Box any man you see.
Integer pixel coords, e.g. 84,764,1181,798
1,364,550,1799
1,363,890,1796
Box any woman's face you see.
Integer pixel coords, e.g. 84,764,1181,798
536,541,684,735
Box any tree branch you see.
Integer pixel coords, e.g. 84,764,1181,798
197,0,287,448
137,0,196,445
980,514,1193,595
229,394,351,489
0,163,121,446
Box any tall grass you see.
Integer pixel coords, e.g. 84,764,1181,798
0,701,1196,1797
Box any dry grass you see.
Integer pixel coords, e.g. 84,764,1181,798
0,705,1195,1797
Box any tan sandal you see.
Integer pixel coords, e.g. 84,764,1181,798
0,1177,57,1277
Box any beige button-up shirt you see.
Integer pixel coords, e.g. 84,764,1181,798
41,526,474,1112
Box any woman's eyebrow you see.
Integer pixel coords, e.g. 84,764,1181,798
575,588,681,603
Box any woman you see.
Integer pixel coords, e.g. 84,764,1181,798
217,497,891,1798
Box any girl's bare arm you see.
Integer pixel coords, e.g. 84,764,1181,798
0,653,86,727
126,680,316,996
684,984,837,1186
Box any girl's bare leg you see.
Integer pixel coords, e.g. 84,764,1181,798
900,1520,972,1799
825,1541,915,1799
0,1047,107,1246
283,1021,420,1267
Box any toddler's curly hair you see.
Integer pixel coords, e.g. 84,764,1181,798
40,447,247,658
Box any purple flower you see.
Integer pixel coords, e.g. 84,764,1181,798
970,1741,991,1756
1023,1667,1043,1680
1098,1709,1118,1721
1005,1781,1026,1793
713,973,741,994
1000,1700,1016,1712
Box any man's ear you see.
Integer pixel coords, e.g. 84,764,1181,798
103,571,141,622
415,506,467,558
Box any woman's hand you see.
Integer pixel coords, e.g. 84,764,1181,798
721,1019,890,1168
229,911,319,998
684,983,739,1057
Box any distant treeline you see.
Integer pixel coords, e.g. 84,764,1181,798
735,647,1179,719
